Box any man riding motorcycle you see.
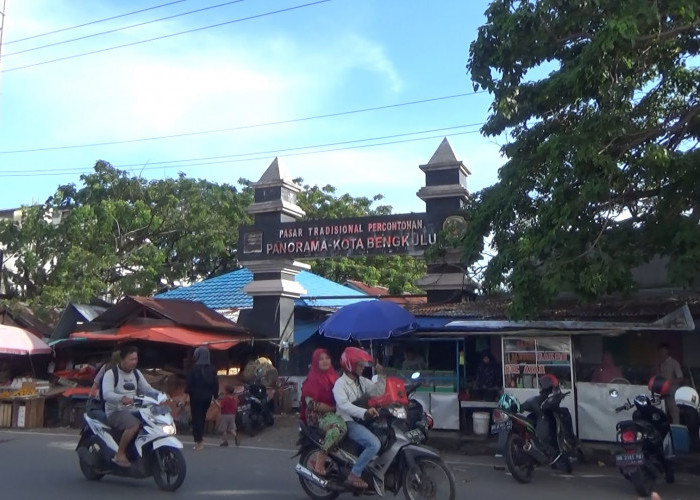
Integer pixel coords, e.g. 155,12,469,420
101,345,162,467
332,347,386,490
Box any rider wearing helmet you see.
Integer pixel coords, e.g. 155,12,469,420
332,347,386,490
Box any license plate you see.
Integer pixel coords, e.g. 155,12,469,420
615,452,644,467
238,405,250,412
491,419,512,434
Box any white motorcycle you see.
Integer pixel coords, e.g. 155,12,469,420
76,394,186,491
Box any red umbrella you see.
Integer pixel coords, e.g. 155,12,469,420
0,325,53,355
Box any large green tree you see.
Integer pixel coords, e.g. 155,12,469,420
0,161,252,315
465,0,700,315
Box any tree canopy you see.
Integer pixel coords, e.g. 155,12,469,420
0,165,424,317
0,162,253,316
465,0,700,316
295,180,425,294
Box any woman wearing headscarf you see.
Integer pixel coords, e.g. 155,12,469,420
300,349,347,476
186,346,219,450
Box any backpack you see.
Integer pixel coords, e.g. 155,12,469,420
98,366,141,411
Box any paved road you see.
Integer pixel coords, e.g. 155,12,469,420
1,428,698,499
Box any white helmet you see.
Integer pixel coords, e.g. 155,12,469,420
675,386,699,409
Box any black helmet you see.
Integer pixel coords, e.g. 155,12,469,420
539,374,560,395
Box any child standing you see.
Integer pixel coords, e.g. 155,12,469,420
218,385,239,446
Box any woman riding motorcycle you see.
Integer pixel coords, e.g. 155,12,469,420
332,347,386,490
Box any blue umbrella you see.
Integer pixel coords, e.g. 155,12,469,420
318,300,419,341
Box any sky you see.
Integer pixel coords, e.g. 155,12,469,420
0,0,505,215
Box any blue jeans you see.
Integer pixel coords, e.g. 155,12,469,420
346,420,381,476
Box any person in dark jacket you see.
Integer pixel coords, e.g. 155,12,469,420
186,346,219,450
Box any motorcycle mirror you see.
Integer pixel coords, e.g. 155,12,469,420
609,389,619,399
411,372,421,380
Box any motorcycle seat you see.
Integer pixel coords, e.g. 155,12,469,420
86,408,108,424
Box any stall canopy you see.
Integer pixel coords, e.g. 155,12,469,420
70,324,246,350
0,325,53,355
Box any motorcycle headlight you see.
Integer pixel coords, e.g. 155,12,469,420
162,424,177,435
389,407,408,419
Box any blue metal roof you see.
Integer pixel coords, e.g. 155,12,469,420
156,268,371,310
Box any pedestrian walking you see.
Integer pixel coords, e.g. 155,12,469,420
186,346,219,451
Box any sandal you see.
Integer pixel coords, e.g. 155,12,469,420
111,457,130,468
311,452,328,476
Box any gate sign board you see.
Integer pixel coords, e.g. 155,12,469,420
239,213,437,260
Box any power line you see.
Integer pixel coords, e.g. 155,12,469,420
4,1,246,58
4,1,187,45
2,0,332,73
0,125,485,177
0,91,484,154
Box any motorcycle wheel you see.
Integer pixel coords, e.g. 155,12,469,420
78,436,105,481
402,457,456,500
298,448,339,500
629,468,653,497
504,433,535,484
152,446,186,492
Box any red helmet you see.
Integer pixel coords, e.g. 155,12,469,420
539,374,560,394
648,375,671,397
340,347,373,372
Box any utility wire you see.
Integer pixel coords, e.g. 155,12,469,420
2,0,332,73
4,1,246,58
4,1,187,45
0,125,485,177
0,91,484,154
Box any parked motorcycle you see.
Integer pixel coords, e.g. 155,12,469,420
612,375,675,497
294,374,455,499
492,375,581,484
237,380,275,436
76,394,186,492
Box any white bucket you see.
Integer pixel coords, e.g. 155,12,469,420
472,411,490,436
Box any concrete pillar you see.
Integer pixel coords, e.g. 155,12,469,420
416,138,476,303
237,158,308,340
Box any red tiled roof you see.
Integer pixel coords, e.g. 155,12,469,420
345,280,427,305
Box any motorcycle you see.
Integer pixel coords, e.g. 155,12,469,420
406,387,433,446
76,394,186,491
492,389,581,483
613,380,675,497
377,372,433,446
294,374,456,499
237,381,275,436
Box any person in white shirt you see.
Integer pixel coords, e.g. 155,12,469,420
102,345,161,467
332,347,386,490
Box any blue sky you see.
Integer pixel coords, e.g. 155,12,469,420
0,0,504,214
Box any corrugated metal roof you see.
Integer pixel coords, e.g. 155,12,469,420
90,296,248,334
408,291,700,322
157,268,370,310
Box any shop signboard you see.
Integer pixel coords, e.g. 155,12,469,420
503,337,572,390
239,213,437,261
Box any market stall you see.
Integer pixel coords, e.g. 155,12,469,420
0,325,53,428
